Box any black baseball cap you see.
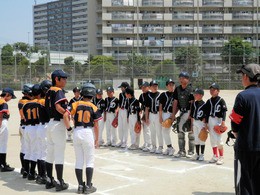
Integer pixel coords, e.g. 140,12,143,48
140,81,149,87
1,87,16,99
236,64,260,80
209,83,220,90
194,88,204,95
125,87,134,96
179,71,190,79
96,88,103,95
73,87,80,93
150,80,158,86
51,69,68,80
106,86,114,92
166,79,175,86
118,82,129,88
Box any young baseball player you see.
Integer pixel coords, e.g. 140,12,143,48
103,87,119,147
18,84,34,174
0,87,16,172
138,81,151,152
190,88,206,161
92,89,106,146
117,82,130,148
145,80,163,154
159,79,175,156
65,83,102,194
125,87,141,150
204,83,227,165
44,69,71,191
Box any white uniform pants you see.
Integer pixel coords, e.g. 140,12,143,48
128,114,140,146
141,115,151,146
149,113,163,147
24,125,38,162
105,112,117,145
162,112,172,146
208,117,224,147
73,127,94,169
98,113,105,143
0,120,8,153
37,123,48,160
19,125,26,154
118,109,128,144
46,119,66,164
193,120,206,145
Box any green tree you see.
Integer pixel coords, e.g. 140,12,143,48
64,56,74,65
154,59,180,79
1,44,14,65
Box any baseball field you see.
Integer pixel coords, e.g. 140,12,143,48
0,89,239,195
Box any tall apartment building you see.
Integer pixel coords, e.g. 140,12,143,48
102,0,260,71
33,0,101,54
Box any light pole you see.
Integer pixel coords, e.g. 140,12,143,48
228,44,231,89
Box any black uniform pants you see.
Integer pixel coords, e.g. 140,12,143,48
235,150,260,195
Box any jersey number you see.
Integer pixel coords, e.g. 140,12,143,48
77,110,91,123
26,108,38,120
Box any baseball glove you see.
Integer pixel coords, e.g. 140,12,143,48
182,118,191,132
134,121,142,134
213,125,228,134
112,116,118,128
162,118,173,128
198,127,208,142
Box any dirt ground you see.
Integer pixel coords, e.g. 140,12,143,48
0,89,240,195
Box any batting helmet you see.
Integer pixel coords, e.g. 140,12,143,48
81,83,96,97
22,84,33,95
32,84,42,96
40,80,52,93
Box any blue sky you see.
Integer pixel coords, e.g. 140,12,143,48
0,0,52,46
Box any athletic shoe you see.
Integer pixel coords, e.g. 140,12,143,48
198,154,204,161
103,142,111,147
186,151,194,158
1,164,15,172
142,146,150,152
139,143,147,150
66,135,72,142
163,147,175,156
22,171,28,178
191,154,199,161
111,143,117,147
121,143,127,148
98,140,104,146
45,177,56,189
216,156,224,165
116,142,122,147
55,179,69,191
174,151,186,158
149,145,157,153
128,144,138,150
20,167,25,174
85,184,97,194
77,182,85,194
155,146,163,154
36,175,47,184
28,173,37,180
209,155,218,163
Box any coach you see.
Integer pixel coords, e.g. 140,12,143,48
229,63,260,195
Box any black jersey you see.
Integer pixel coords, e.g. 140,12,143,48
126,97,140,119
146,92,160,114
138,91,149,111
38,98,50,123
204,96,227,122
118,92,127,109
69,101,102,128
173,85,194,112
68,97,82,106
92,97,106,114
22,99,41,126
0,99,9,120
105,97,119,113
18,97,31,125
190,100,206,121
45,86,68,121
159,91,174,113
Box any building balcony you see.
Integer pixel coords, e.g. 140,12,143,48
173,13,194,20
202,0,224,6
112,40,134,46
173,26,194,33
111,0,134,6
202,53,222,60
202,40,224,46
202,13,224,20
143,40,163,47
112,27,134,33
173,40,194,46
232,0,253,6
142,26,164,33
142,0,164,6
173,0,193,7
202,26,223,33
232,26,252,33
233,13,253,20
142,13,163,20
112,13,134,20
112,53,128,60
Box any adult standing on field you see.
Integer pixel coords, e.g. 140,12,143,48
229,64,260,195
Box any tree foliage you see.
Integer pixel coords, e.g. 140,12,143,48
1,44,14,65
90,55,117,78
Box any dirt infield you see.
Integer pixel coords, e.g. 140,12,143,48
0,90,239,195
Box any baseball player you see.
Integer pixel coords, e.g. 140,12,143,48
138,81,151,152
204,83,227,165
18,84,34,174
125,87,141,150
117,82,130,148
92,89,106,146
172,72,195,158
103,87,119,147
190,88,206,161
65,83,102,194
0,87,16,172
44,69,71,191
145,80,163,154
159,79,175,156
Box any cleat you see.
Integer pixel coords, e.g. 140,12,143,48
209,155,218,163
55,179,69,191
45,177,56,189
1,164,15,172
